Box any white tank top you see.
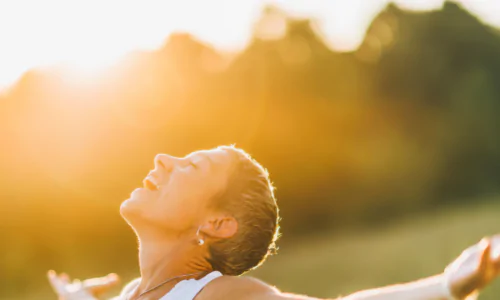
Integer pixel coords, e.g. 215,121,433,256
160,271,222,300
119,271,222,300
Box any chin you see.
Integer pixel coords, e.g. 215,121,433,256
120,202,169,236
121,188,156,224
120,200,148,232
120,199,135,220
120,191,145,218
120,198,132,213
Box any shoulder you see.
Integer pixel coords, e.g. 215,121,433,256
199,275,280,300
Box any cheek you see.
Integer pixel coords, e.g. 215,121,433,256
151,191,196,226
163,193,211,227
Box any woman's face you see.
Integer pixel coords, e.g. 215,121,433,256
120,148,235,234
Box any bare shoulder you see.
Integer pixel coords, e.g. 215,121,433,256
199,275,280,300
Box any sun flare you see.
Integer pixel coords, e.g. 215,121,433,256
0,0,498,90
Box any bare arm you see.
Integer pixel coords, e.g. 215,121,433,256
217,275,452,300
47,271,120,300
223,236,500,300
339,275,452,300
48,236,500,300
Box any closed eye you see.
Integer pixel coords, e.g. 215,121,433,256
189,161,198,169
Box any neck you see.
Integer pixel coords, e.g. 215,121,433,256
135,229,213,294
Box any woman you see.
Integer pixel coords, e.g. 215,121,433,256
48,146,500,300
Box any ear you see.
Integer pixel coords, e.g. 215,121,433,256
201,214,238,240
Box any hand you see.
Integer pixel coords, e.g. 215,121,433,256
444,235,500,300
47,270,120,300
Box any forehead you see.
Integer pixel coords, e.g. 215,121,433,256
190,148,237,199
188,148,234,165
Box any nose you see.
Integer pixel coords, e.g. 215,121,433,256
154,154,178,172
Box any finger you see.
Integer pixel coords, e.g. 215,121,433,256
492,243,500,272
83,273,120,289
490,234,500,241
478,238,492,274
490,236,500,259
47,270,67,295
72,278,82,289
83,273,120,286
59,273,70,284
83,273,120,295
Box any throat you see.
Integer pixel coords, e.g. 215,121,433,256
135,237,213,296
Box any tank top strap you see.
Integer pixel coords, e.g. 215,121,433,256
159,271,223,300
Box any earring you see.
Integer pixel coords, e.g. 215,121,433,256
196,226,205,246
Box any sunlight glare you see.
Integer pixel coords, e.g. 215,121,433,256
0,0,499,89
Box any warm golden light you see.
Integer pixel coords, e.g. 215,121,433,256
2,0,500,299
0,0,498,89
0,0,265,89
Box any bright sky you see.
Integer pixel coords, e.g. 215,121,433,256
0,0,499,89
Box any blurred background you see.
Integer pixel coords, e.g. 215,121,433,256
1,0,500,299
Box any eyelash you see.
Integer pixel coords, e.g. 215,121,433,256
189,161,198,169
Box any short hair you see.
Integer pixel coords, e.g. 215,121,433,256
206,145,280,276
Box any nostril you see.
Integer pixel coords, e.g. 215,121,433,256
155,154,169,170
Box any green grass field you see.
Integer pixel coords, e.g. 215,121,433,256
250,198,500,299
19,197,500,299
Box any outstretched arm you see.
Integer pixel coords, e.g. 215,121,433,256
225,235,500,300
47,236,500,300
47,271,120,300
217,274,450,300
340,274,452,300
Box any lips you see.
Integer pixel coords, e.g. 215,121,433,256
143,176,158,191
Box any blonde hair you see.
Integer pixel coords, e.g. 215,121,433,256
207,145,280,276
